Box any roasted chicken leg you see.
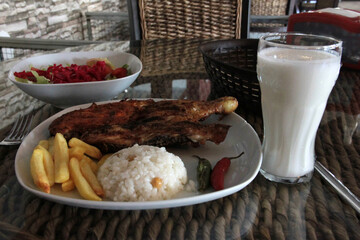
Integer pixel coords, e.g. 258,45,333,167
49,97,238,153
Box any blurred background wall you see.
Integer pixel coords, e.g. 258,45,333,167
0,0,128,40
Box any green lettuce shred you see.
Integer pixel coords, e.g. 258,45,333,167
30,70,50,84
15,77,32,84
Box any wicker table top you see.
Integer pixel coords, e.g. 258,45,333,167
0,39,359,240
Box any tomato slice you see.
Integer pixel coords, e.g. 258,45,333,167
111,68,127,78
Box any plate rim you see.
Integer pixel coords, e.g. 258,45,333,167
15,99,263,210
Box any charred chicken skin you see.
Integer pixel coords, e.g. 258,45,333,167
49,97,238,153
80,121,231,154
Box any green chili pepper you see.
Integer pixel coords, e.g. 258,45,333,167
194,155,212,191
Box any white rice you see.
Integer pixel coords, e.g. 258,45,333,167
97,144,188,201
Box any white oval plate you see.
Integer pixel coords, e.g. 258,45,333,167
15,100,262,210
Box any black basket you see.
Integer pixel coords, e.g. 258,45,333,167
199,39,261,113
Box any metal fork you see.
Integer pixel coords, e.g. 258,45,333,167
0,112,35,145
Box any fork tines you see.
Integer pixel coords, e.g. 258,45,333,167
0,112,34,145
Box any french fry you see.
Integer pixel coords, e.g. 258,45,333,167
54,133,70,183
68,138,102,159
82,155,98,173
48,137,55,156
97,153,112,168
30,149,50,193
38,140,49,149
69,146,86,160
61,179,75,192
69,147,98,172
35,145,55,186
80,158,104,197
69,157,101,201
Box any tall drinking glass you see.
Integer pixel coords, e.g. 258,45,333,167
257,33,342,183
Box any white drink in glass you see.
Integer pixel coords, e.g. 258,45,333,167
257,34,342,183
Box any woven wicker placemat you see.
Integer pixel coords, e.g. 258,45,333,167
0,169,358,239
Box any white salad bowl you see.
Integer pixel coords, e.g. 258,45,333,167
8,51,142,108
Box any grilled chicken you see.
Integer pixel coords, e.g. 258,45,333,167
81,121,231,153
49,97,238,153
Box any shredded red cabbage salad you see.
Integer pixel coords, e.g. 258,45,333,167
14,60,129,84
